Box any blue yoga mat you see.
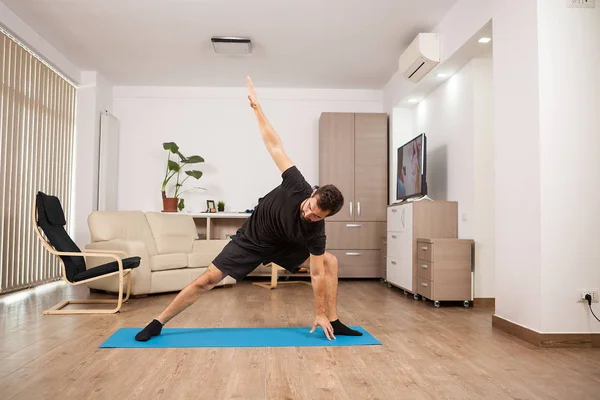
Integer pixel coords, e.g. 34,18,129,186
99,326,381,348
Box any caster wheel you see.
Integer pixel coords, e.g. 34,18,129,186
387,283,392,288
464,301,470,308
380,278,386,283
413,293,419,300
422,297,426,302
434,301,440,308
403,290,408,296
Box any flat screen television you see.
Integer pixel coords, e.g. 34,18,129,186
396,133,427,201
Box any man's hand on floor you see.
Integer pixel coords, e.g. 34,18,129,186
311,313,336,340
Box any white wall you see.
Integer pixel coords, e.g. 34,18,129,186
73,72,114,246
411,58,494,298
472,57,495,299
0,1,80,83
537,0,600,333
414,63,474,242
492,0,543,332
113,87,383,213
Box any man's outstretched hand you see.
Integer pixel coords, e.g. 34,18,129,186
310,313,336,340
246,76,258,109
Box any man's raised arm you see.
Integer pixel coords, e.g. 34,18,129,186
246,76,294,174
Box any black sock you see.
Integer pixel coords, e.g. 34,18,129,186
135,319,163,342
330,319,362,336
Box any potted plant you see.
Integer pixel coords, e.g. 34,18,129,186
161,142,205,212
217,201,225,212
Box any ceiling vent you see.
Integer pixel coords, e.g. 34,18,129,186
211,37,252,55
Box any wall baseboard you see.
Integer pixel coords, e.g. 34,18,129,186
492,315,600,348
474,298,495,308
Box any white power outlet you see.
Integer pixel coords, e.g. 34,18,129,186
580,289,599,303
567,0,595,8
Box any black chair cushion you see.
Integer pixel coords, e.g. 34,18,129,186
38,192,67,226
73,256,141,282
36,191,86,282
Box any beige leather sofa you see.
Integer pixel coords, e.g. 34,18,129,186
84,211,236,295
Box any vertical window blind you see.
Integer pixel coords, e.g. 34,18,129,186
0,28,76,294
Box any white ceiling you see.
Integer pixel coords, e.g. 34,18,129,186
2,0,459,88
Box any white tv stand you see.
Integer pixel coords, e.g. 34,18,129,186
386,200,458,295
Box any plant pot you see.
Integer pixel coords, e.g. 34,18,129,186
218,206,224,212
162,197,179,212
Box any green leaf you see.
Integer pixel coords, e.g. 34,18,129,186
183,155,204,164
163,142,179,153
185,170,203,179
178,198,185,211
168,160,180,171
177,151,186,161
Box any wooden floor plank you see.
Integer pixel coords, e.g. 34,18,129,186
1,280,599,400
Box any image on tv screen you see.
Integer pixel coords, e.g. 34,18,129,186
397,135,423,200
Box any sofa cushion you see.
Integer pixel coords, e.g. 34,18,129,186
190,239,230,268
88,211,159,256
151,253,188,271
145,212,197,254
188,252,213,269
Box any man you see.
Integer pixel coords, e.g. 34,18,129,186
135,77,361,342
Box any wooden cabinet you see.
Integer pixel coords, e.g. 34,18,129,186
319,113,355,222
386,201,458,292
416,238,474,308
319,112,388,277
353,114,388,222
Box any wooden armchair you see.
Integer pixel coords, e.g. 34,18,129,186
33,191,141,314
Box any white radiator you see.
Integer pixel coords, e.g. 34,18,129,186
97,110,120,211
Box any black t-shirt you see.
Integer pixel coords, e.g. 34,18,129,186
233,166,326,256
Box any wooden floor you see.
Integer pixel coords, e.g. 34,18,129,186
1,280,599,400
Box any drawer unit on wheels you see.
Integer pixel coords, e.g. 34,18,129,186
416,238,474,308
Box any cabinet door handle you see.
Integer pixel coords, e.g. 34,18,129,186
391,235,397,239
420,282,428,287
357,202,361,217
420,264,428,269
346,224,362,228
391,261,397,265
349,201,353,217
392,208,397,213
421,246,428,251
345,252,362,256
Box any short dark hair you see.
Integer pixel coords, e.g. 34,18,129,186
314,184,344,217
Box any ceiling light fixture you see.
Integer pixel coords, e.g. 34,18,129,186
436,73,448,78
478,37,491,43
408,98,420,103
211,36,252,55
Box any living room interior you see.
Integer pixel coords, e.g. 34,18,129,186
1,0,599,399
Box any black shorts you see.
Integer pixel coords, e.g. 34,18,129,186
212,239,310,281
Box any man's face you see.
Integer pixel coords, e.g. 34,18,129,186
300,195,328,222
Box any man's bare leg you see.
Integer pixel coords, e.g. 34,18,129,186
135,264,225,341
323,252,362,336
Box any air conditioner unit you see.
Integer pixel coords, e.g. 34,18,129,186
398,33,440,83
